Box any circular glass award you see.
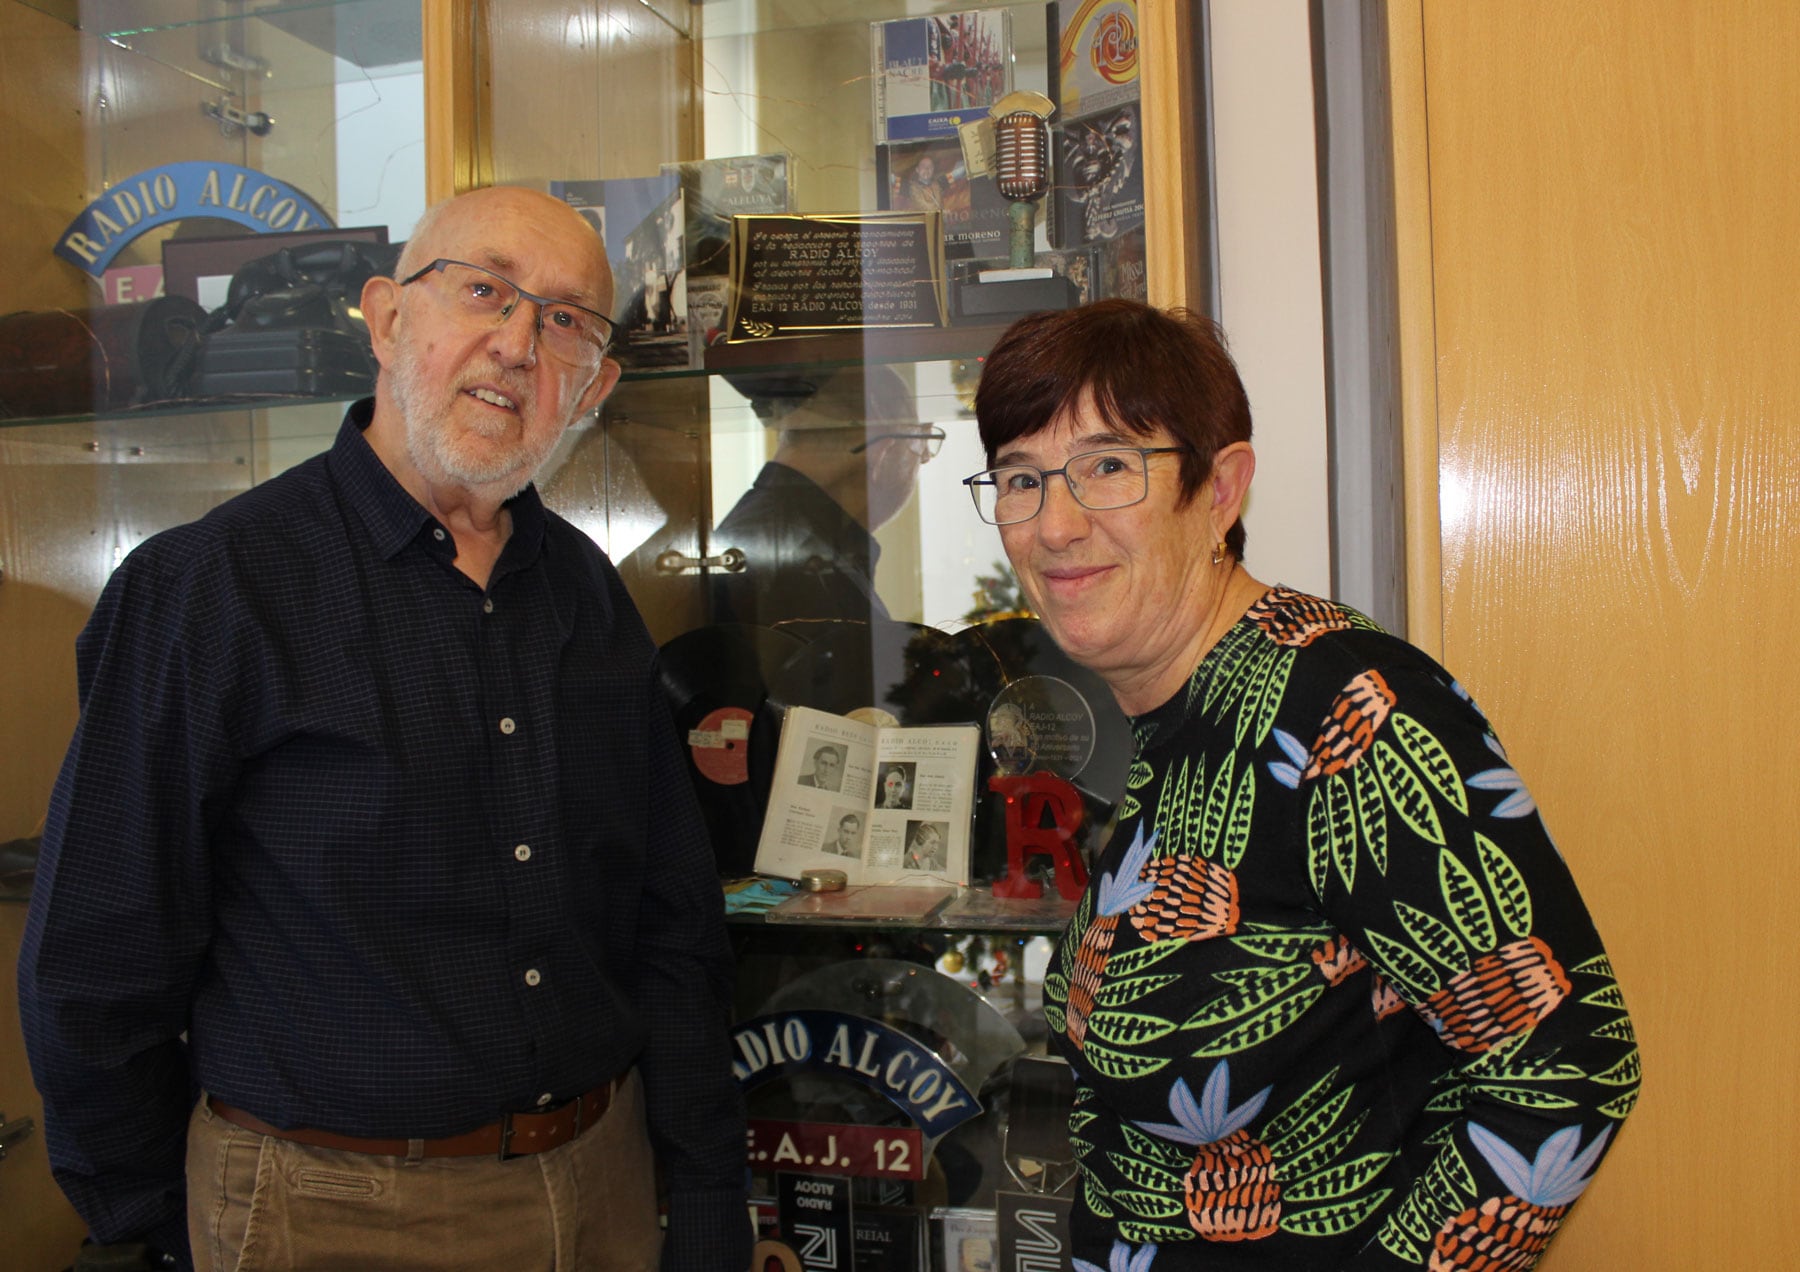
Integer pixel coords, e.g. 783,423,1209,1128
986,675,1097,780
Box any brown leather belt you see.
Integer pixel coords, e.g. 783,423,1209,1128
208,1076,622,1161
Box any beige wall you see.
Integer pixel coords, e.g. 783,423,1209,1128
1391,1,1800,1265
1208,0,1333,599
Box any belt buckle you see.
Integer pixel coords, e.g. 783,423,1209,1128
497,1092,585,1162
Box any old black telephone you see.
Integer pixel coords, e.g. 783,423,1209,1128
204,239,401,337
195,239,402,400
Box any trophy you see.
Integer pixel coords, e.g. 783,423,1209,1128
954,90,1080,323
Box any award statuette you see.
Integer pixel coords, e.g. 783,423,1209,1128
954,90,1079,323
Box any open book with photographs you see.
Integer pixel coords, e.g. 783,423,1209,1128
754,705,980,887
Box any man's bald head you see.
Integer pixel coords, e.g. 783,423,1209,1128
398,186,613,317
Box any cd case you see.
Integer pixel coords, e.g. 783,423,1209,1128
872,9,1013,144
763,884,957,926
1051,100,1145,249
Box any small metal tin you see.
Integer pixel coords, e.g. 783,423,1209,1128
799,867,848,892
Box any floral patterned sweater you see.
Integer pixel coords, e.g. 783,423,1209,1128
1044,587,1640,1271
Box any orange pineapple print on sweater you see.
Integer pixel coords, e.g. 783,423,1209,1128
1245,586,1358,647
1418,935,1571,1054
1142,1060,1281,1240
1364,842,1571,1054
1065,824,1159,1049
1131,855,1241,943
1303,670,1396,779
1132,1061,1394,1244
1428,1123,1612,1270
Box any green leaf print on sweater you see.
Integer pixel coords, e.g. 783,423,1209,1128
1111,1061,1395,1245
1363,847,1573,1055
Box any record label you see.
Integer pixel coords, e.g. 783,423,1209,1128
688,706,754,785
987,675,1096,780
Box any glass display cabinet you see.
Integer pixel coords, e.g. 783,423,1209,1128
0,1,1209,1266
0,2,429,1264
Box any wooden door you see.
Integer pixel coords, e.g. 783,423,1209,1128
1390,2,1800,1265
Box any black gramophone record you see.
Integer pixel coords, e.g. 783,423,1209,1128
659,622,806,876
765,618,1003,727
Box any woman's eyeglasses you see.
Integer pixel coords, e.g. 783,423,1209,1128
962,446,1189,525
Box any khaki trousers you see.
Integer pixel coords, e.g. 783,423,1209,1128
186,1072,662,1272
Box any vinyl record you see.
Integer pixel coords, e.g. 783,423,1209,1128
766,619,1003,727
659,622,806,877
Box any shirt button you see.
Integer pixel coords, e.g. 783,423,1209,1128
482,598,494,614
499,717,516,735
537,1092,554,1107
514,844,532,862
433,527,447,541
524,968,541,987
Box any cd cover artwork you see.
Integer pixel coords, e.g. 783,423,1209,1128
877,138,1010,260
1047,0,1140,122
662,152,792,278
872,9,1014,144
1050,100,1144,249
1096,225,1147,302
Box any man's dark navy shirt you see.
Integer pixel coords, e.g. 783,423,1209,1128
709,461,888,626
18,401,746,1267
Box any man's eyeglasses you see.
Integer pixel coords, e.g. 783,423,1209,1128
398,258,617,367
962,446,1189,525
851,427,947,459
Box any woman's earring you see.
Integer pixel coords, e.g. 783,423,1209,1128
1211,540,1228,566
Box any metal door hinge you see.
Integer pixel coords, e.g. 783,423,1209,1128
203,98,275,137
654,547,746,576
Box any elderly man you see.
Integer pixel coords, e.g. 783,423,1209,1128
709,364,944,627
19,187,748,1271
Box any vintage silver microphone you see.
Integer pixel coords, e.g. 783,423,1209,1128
958,90,1073,319
989,92,1057,270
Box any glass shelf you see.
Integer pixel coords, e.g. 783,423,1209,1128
0,326,1007,433
17,0,416,51
702,324,1012,374
727,885,1074,936
13,0,421,97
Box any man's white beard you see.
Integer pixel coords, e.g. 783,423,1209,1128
389,325,549,499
